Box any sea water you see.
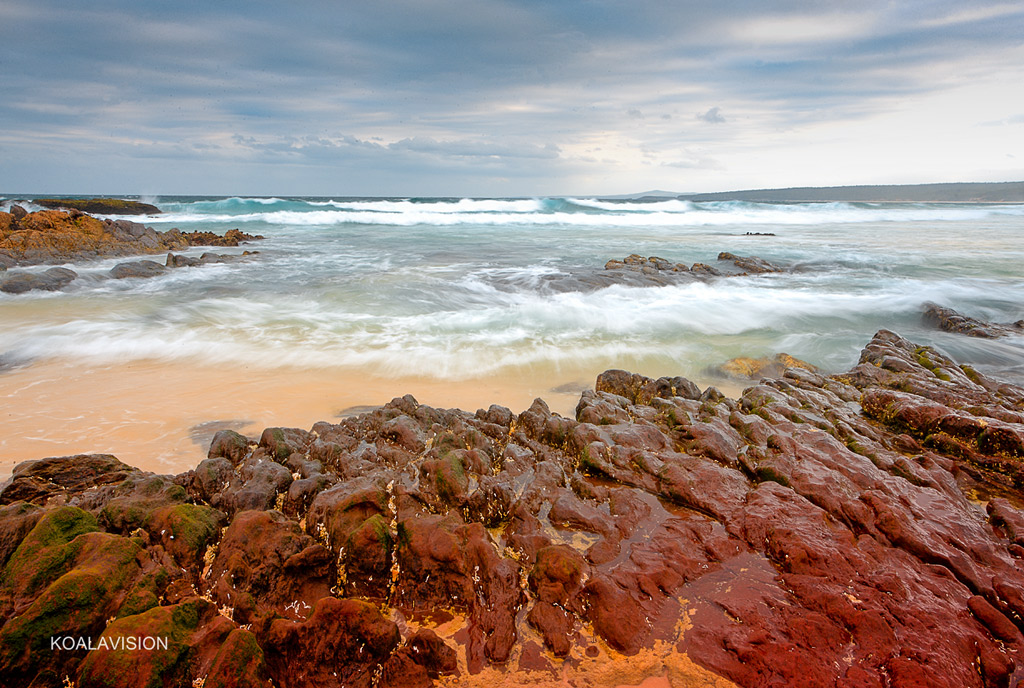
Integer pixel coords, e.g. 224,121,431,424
3,196,1024,387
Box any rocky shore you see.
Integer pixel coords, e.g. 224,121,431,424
0,207,262,293
3,326,1024,687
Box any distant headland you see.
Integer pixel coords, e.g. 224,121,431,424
676,181,1024,203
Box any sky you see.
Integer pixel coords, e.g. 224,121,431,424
1,0,1023,197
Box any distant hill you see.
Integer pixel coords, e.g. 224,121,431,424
598,190,688,200
680,181,1024,203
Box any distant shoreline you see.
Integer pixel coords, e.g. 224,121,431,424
675,181,1024,203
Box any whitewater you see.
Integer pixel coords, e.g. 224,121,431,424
3,195,1024,384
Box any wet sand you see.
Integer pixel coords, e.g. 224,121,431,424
0,357,745,482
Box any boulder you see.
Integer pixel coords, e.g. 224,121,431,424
109,260,167,279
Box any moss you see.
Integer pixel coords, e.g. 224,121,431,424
117,569,169,619
755,465,791,487
150,503,222,554
0,533,142,671
578,446,605,475
355,513,393,556
914,346,952,381
433,432,462,454
1,506,98,596
961,365,983,384
76,599,214,688
434,454,468,503
205,629,266,688
267,428,291,460
396,522,412,550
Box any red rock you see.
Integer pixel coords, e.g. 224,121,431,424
260,597,400,688
208,510,333,623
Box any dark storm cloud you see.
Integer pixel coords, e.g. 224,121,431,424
1,0,1022,194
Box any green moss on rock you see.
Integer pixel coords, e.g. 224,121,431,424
1,506,99,600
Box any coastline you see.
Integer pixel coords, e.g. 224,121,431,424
4,328,1024,687
0,356,750,481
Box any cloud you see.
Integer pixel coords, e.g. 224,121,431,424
697,107,726,124
1,0,1022,194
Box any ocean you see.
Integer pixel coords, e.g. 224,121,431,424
2,196,1024,474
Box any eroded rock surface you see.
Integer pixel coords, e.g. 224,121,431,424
3,330,1024,686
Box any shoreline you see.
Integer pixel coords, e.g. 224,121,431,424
0,356,748,481
5,328,1024,686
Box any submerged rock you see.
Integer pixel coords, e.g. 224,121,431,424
5,330,1024,686
0,267,77,293
924,301,1024,339
109,260,167,279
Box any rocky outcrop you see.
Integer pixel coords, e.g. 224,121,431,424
603,251,785,281
924,302,1024,339
4,330,1024,686
518,251,788,292
32,198,161,215
0,208,262,269
178,229,264,248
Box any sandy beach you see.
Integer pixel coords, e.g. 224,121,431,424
0,356,749,482
0,358,574,480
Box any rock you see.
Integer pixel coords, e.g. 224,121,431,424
923,302,1024,338
6,330,1024,686
109,260,167,279
0,454,135,505
75,598,248,688
717,251,784,274
259,597,400,688
689,262,723,276
715,352,817,380
0,507,152,684
549,251,790,290
33,198,161,215
208,429,252,465
166,251,258,268
0,208,262,266
0,267,77,293
180,229,264,247
208,510,333,624
166,252,201,267
9,205,27,221
595,369,702,404
0,502,44,569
